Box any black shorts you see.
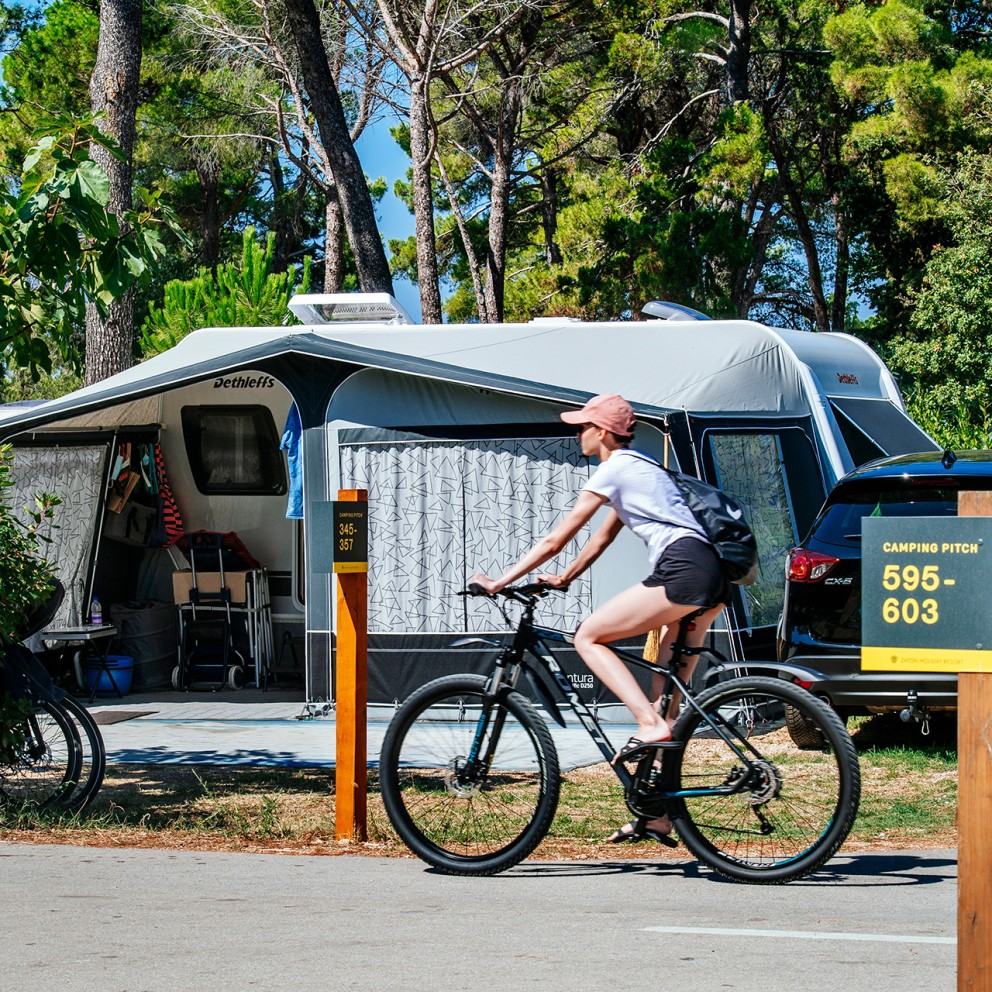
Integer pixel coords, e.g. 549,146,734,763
642,537,731,607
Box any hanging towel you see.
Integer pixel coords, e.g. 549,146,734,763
153,442,185,545
281,403,303,520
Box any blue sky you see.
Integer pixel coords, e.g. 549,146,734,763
354,123,422,322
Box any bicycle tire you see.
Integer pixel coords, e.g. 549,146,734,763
379,674,561,875
666,676,860,884
58,696,106,813
0,698,83,810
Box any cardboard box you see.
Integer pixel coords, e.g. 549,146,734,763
172,569,248,604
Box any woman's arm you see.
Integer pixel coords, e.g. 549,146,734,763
541,511,624,588
471,490,609,593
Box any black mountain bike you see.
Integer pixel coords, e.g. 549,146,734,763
380,583,861,884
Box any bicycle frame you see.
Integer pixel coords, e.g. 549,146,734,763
467,595,771,802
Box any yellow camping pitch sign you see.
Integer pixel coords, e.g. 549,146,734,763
862,516,992,673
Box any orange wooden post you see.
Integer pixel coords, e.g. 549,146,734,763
335,489,368,842
957,492,992,990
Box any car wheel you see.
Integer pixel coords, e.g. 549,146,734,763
785,701,848,749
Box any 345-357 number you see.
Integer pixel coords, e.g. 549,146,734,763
882,597,939,624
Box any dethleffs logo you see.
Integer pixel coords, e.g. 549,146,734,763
213,375,276,389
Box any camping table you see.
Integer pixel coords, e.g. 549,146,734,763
40,625,119,702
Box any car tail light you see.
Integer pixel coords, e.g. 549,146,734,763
787,548,840,582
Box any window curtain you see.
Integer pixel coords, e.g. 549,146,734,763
340,437,591,633
8,445,109,627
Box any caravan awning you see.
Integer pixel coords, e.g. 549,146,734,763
829,397,937,457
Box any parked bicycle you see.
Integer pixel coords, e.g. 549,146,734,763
1,583,106,814
380,583,861,884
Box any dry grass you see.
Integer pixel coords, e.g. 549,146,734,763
0,712,959,860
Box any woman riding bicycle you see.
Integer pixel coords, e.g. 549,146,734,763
470,393,730,846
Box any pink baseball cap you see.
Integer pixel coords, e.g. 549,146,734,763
560,394,636,435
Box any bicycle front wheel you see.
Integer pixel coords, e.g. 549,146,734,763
0,699,82,809
379,675,561,875
667,677,860,884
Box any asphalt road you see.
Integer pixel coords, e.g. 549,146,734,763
3,842,956,991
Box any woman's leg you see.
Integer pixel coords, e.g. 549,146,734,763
625,603,726,843
651,603,727,723
573,583,695,743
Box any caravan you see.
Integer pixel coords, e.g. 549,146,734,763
0,295,936,709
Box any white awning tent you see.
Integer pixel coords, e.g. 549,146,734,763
0,315,926,481
0,301,937,703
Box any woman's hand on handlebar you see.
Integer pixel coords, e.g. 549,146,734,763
468,572,503,595
535,573,569,591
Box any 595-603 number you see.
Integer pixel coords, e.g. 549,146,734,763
882,597,939,624
882,564,941,591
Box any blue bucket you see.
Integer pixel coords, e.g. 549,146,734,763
82,654,134,696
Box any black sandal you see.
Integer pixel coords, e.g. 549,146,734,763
606,816,678,848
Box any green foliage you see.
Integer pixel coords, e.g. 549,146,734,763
882,149,992,448
0,115,180,377
826,0,992,327
700,105,769,202
0,367,83,404
140,227,312,355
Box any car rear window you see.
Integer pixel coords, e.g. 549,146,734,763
809,488,959,550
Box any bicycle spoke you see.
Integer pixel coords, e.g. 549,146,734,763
380,675,560,874
670,677,860,883
0,700,82,809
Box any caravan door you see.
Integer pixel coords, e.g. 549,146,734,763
689,419,827,652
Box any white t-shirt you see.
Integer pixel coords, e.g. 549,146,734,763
582,449,708,566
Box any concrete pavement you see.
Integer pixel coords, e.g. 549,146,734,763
3,842,956,992
88,691,620,769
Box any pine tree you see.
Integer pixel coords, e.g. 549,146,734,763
140,228,312,355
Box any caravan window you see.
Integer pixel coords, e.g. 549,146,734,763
181,405,287,495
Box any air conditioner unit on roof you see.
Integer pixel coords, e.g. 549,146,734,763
289,293,416,326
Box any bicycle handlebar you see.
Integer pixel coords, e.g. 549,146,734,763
458,581,558,604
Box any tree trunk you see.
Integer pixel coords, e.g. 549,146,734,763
787,184,831,331
540,168,562,266
283,0,393,295
324,188,346,293
409,78,443,324
726,0,752,105
831,192,850,332
483,71,526,323
196,154,221,268
86,0,142,386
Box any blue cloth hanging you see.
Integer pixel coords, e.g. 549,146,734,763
281,403,303,519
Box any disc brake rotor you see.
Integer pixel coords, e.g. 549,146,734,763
443,756,483,798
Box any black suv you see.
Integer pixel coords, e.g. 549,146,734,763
778,450,992,744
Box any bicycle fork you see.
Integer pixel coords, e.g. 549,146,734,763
459,648,521,785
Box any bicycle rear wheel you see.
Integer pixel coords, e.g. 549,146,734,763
0,699,83,809
58,696,106,813
667,677,860,884
379,674,561,875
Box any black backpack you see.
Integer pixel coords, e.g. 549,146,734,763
628,452,759,585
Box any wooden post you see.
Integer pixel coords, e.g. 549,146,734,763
957,491,992,989
335,489,368,842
